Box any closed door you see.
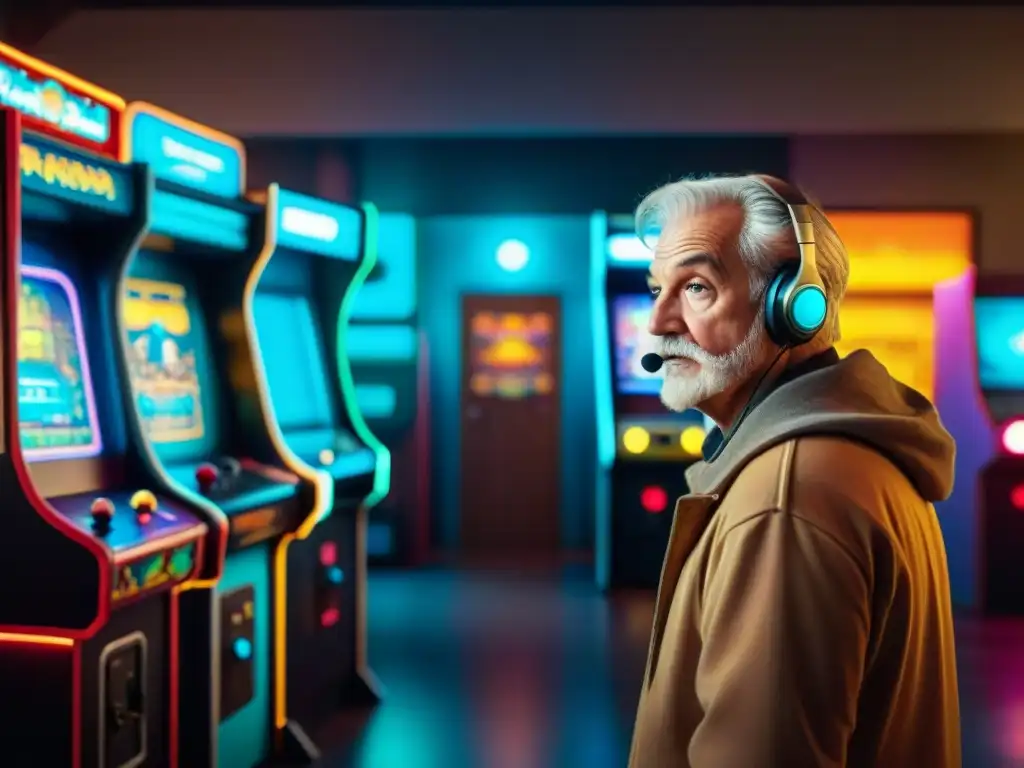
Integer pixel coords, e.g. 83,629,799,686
460,295,562,555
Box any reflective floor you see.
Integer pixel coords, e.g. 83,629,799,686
317,564,1024,768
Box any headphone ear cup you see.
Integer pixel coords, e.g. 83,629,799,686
763,264,797,347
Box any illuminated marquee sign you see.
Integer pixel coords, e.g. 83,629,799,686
125,102,244,199
0,42,123,159
276,188,362,261
20,135,132,216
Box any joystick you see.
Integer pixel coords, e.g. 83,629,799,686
90,497,114,533
196,463,220,494
129,490,157,525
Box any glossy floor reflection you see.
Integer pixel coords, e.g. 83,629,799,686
316,565,1024,768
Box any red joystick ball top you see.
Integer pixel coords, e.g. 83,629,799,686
196,463,219,491
130,490,157,523
90,497,114,530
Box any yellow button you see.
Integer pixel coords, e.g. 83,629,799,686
680,426,706,456
622,426,651,454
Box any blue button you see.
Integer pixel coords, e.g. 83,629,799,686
327,566,344,585
232,637,253,661
791,286,827,332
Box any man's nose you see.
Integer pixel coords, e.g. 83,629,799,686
648,297,684,337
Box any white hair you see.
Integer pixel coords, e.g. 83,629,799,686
634,174,849,344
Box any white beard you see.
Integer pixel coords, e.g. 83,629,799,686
656,314,769,415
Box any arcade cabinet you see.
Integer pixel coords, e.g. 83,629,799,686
249,186,388,733
0,46,224,768
973,276,1024,614
119,104,332,767
590,212,707,590
347,212,429,567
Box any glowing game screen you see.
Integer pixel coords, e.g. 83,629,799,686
468,311,554,399
123,278,206,443
253,293,333,431
833,297,935,400
612,295,661,396
18,267,102,460
974,297,1024,391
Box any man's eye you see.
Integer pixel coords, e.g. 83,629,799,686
685,282,708,295
648,285,661,297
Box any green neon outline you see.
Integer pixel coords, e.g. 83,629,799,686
335,201,391,509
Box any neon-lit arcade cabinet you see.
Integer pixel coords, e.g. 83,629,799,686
250,186,389,732
974,276,1024,614
119,104,333,766
0,45,222,767
590,213,707,590
347,212,429,566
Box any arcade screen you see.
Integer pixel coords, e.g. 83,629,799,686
612,295,661,396
18,267,102,460
253,293,334,430
833,296,934,399
974,297,1024,391
123,278,207,444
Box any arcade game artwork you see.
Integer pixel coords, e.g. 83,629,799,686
18,267,100,458
468,310,555,399
123,278,205,443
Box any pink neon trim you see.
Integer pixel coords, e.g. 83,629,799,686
19,264,103,461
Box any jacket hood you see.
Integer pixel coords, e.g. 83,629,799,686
685,350,956,502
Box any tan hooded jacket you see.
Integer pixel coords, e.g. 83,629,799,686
629,349,961,768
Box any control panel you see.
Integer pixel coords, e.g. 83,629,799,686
168,457,302,548
220,585,256,720
616,417,708,461
100,632,147,768
315,541,346,630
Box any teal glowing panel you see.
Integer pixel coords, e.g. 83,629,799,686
276,189,362,261
606,232,654,268
352,212,417,321
346,325,417,363
253,293,334,430
20,134,132,216
355,384,397,419
128,107,243,198
217,545,272,767
975,297,1024,391
150,190,248,250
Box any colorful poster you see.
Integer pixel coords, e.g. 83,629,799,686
123,278,206,443
18,267,101,459
468,311,554,399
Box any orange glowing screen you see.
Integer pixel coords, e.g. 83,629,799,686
469,312,554,399
827,211,972,293
826,211,973,401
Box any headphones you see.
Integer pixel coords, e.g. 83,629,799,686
755,176,829,348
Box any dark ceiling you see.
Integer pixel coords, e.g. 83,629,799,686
0,0,994,53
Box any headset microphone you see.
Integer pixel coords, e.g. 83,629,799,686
640,353,664,373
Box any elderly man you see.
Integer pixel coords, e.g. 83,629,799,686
628,174,961,768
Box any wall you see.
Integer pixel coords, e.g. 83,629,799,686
31,8,1024,135
418,215,594,549
791,135,1024,275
